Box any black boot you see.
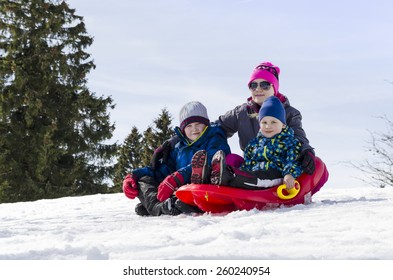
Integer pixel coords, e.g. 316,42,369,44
135,203,150,216
161,197,182,216
175,199,204,214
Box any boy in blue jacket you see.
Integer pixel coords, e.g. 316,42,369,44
122,101,231,216
210,96,302,190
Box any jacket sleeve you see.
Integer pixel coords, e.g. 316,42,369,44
281,139,303,178
132,165,175,182
131,166,154,179
215,105,242,138
154,149,179,180
285,105,314,153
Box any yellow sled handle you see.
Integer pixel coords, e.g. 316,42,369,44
277,181,300,200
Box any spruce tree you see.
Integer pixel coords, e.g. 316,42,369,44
140,108,174,166
154,107,175,142
112,126,142,192
112,108,174,191
140,126,155,167
0,0,116,202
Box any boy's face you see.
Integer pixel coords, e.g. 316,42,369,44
184,122,207,141
259,116,284,138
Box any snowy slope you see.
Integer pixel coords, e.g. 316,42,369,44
0,186,392,260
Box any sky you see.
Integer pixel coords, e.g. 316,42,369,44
1,186,392,278
66,0,393,189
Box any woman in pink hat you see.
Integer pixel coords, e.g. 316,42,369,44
216,61,315,174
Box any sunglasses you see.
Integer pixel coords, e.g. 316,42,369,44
249,81,272,91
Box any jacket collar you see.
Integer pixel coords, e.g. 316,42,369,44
174,125,209,146
256,125,294,140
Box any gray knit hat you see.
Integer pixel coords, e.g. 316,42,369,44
179,101,210,132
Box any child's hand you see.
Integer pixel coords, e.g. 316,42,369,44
283,174,295,190
122,174,139,199
157,172,184,202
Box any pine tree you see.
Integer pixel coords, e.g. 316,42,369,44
0,0,117,202
140,108,174,166
140,126,155,167
111,108,175,192
112,126,142,192
154,108,174,142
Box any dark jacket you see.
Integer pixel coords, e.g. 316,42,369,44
133,124,231,183
216,94,313,153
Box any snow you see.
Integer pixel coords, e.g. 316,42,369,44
1,186,392,261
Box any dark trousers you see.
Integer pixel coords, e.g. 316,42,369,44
137,176,164,216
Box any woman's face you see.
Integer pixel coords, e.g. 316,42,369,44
184,122,207,141
249,79,275,105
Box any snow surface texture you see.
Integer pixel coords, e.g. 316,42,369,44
1,186,392,260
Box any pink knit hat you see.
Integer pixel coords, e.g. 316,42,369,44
248,62,280,94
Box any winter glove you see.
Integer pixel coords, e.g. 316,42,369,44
150,136,179,170
122,173,139,199
299,149,316,175
157,171,184,202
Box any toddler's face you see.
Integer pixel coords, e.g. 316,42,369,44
184,122,206,141
259,116,284,138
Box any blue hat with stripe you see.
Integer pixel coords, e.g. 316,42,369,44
258,96,286,124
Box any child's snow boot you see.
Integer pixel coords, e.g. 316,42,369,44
135,203,150,216
161,197,182,216
210,150,225,185
175,199,204,214
191,150,208,184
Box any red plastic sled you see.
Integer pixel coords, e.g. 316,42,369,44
176,157,329,213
